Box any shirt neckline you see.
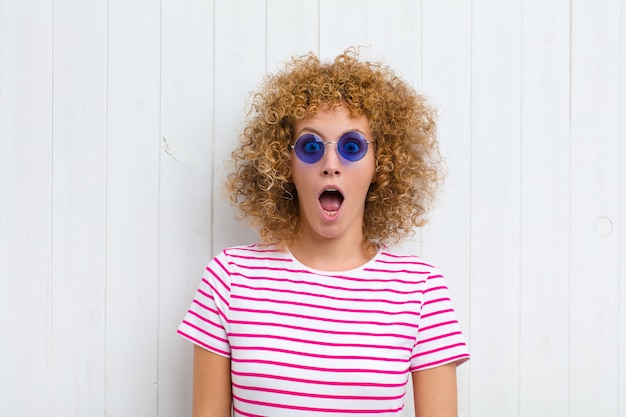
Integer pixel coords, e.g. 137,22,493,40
284,247,382,275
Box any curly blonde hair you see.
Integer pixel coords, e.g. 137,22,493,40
226,48,443,250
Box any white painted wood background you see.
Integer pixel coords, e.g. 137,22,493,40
0,0,624,416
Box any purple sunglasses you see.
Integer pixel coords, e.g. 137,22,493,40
291,131,374,164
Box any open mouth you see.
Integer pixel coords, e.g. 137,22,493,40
319,189,344,216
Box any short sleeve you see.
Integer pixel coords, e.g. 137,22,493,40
410,269,470,371
177,251,232,357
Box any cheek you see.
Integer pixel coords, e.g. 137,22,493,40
360,155,377,184
290,162,315,190
366,163,376,183
289,159,302,183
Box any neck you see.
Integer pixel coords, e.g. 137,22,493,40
289,233,377,272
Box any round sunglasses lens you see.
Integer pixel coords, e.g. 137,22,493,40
338,132,368,161
294,134,324,163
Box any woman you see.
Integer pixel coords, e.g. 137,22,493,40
178,48,469,417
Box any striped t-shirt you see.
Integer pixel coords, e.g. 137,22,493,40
178,244,469,416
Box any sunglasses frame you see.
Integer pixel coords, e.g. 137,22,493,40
290,131,375,164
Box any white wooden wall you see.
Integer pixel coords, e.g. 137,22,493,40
1,1,624,416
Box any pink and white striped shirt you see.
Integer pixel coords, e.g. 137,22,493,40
178,244,469,416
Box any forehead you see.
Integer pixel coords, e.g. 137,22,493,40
294,105,371,138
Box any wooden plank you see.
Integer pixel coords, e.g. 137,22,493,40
213,0,267,252
569,0,621,415
621,0,626,412
105,0,161,415
266,0,319,64
469,1,522,416
158,1,214,416
0,1,52,416
419,2,472,415
518,1,571,415
49,1,107,415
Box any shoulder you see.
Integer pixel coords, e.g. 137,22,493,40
371,248,445,292
373,249,440,276
219,243,288,260
212,243,292,270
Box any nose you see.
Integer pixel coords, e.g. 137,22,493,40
320,143,341,176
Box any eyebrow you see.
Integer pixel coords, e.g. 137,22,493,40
294,127,370,140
